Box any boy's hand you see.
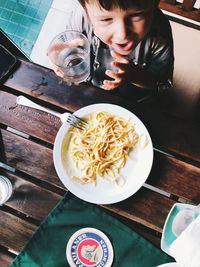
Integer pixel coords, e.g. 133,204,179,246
103,50,132,90
46,43,65,78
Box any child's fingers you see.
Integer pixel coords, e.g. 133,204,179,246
103,71,123,89
104,66,128,89
54,66,65,78
105,70,123,80
48,59,65,78
111,50,129,64
111,61,127,72
103,79,120,90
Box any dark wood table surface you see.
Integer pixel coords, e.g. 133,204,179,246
0,60,200,266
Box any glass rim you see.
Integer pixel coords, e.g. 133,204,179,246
48,30,90,50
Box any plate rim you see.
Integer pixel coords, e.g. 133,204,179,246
156,263,180,267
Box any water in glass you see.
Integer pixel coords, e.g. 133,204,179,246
48,31,90,84
59,47,90,83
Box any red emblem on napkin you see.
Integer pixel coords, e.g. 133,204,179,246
66,227,114,267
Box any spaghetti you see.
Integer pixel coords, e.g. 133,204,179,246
69,112,139,185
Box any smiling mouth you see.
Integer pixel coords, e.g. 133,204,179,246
114,41,134,52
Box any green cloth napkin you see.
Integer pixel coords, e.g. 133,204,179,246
10,192,173,267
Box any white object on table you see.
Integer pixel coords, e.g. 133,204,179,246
156,263,181,267
16,95,70,123
169,214,200,267
0,175,12,205
16,96,87,130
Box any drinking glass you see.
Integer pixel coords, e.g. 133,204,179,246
48,31,90,84
0,175,12,205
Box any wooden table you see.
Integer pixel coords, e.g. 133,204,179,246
0,60,200,266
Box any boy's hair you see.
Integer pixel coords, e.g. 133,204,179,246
78,0,158,10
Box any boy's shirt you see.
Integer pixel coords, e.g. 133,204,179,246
66,5,174,92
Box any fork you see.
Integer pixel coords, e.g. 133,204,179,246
16,96,87,130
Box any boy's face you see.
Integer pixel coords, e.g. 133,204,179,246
85,1,154,55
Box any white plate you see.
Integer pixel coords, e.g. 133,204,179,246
156,263,181,267
53,103,153,204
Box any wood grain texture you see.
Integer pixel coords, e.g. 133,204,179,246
0,91,60,144
139,109,200,163
0,129,178,232
106,210,162,247
1,126,200,203
4,172,63,221
0,210,36,253
0,129,61,188
2,75,200,163
182,0,197,11
3,61,125,112
159,1,200,22
104,187,175,232
147,152,200,202
1,59,199,256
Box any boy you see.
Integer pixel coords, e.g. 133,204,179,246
53,0,174,100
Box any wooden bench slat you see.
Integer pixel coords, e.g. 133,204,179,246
104,209,162,247
3,61,124,112
1,130,178,233
164,0,176,5
140,109,200,163
1,129,61,188
105,187,175,232
0,186,174,254
0,91,60,144
4,172,62,221
1,85,200,164
4,170,176,234
3,169,177,236
159,1,200,22
0,53,198,257
0,205,162,263
182,0,197,11
0,210,36,252
147,153,200,202
1,128,200,203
